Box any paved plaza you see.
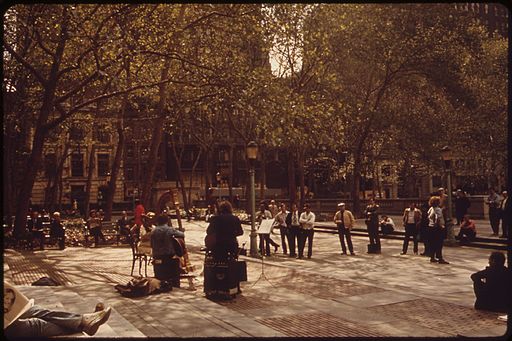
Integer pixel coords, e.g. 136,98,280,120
3,220,510,338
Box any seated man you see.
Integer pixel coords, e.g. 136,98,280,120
117,211,133,244
150,214,185,288
379,215,395,235
471,252,512,312
457,214,476,243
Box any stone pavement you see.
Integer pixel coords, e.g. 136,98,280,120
3,220,510,338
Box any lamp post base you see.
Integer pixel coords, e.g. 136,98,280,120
444,219,458,247
249,230,259,257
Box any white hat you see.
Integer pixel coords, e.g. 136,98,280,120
53,212,60,216
337,203,345,207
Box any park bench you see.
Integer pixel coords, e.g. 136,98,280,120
84,221,122,247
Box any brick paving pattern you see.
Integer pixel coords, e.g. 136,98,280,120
217,294,273,311
258,312,387,337
4,251,72,286
270,270,385,299
372,298,504,335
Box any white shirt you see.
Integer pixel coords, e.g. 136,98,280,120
299,211,315,229
428,207,443,228
273,210,288,227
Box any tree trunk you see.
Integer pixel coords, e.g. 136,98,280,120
352,154,362,217
170,139,189,214
187,148,203,208
141,5,186,209
55,143,70,211
105,120,125,221
140,104,167,208
204,147,212,199
287,148,296,205
298,149,305,210
228,145,234,203
259,147,266,201
13,6,69,235
105,59,130,221
83,145,96,219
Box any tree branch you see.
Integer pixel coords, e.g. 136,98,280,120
3,41,47,85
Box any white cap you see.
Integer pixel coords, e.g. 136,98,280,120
337,203,345,207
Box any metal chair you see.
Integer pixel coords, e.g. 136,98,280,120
130,237,148,277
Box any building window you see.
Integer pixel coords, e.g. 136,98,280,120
381,165,392,177
93,126,111,144
126,144,134,158
71,153,84,177
124,165,134,181
97,153,109,177
69,125,86,141
44,153,57,177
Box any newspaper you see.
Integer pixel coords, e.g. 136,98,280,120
3,282,34,329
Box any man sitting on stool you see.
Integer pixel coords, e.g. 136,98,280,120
471,252,512,313
151,214,185,288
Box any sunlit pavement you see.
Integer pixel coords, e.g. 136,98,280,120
3,220,509,338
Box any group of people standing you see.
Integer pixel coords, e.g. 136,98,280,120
256,200,317,259
21,209,66,250
486,189,509,238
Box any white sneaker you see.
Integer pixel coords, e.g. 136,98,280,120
82,306,112,335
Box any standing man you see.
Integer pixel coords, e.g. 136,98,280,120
401,202,421,255
268,200,279,218
365,196,381,254
273,203,289,255
50,212,65,250
285,203,300,258
27,211,45,250
256,202,279,256
151,214,185,288
498,191,508,238
132,199,146,242
485,189,501,236
117,211,132,244
298,204,315,259
454,189,471,225
333,203,355,256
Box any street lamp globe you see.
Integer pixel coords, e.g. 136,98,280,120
246,141,258,160
441,145,452,169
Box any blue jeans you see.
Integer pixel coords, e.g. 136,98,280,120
5,305,83,338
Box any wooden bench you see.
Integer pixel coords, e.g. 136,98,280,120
84,221,121,247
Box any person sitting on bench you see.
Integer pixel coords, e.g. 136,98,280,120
471,251,512,313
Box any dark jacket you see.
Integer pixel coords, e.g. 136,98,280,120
471,265,512,311
285,210,301,228
50,219,64,238
455,196,471,216
206,214,243,259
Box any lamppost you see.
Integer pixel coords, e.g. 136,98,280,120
246,141,259,257
441,146,456,246
216,172,222,199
